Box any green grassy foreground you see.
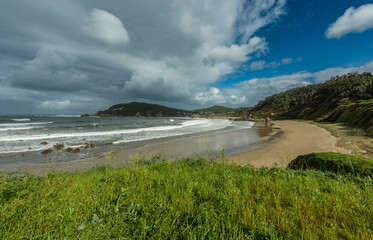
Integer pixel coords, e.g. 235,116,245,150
1,155,373,239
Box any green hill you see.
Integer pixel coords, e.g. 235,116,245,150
94,103,238,118
193,105,233,113
95,102,190,117
246,72,373,132
192,105,237,117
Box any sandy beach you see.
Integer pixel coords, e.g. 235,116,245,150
229,120,347,167
1,120,347,175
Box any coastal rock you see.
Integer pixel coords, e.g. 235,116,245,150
81,113,90,117
66,147,74,153
41,149,53,155
84,143,94,149
73,148,80,154
53,143,65,150
40,141,48,145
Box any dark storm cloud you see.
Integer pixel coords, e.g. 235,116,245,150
0,0,288,113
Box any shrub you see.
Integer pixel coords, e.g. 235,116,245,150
288,152,373,177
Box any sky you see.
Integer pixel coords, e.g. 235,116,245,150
0,0,373,114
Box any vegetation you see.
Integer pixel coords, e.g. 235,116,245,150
193,105,237,118
245,72,373,132
325,99,373,133
288,152,373,177
1,155,373,239
94,102,237,118
313,122,373,158
95,102,190,117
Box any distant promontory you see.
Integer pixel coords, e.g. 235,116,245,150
94,102,237,118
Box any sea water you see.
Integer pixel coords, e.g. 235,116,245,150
0,115,254,164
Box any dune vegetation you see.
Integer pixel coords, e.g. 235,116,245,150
288,152,373,177
1,153,372,239
242,73,373,133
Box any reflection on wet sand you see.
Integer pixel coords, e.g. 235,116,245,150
255,122,274,137
1,122,281,175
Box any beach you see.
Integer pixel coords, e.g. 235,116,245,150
1,120,346,175
229,120,347,167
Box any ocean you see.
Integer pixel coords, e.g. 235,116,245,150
0,115,255,165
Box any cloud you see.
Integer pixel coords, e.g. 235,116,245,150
326,4,373,39
192,87,247,106
41,99,72,109
250,60,266,71
207,36,268,63
281,58,293,64
249,57,297,71
238,59,373,106
235,0,287,43
0,0,287,113
83,8,130,47
12,47,89,92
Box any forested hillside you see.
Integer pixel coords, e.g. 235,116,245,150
95,102,190,117
94,102,235,118
245,72,373,132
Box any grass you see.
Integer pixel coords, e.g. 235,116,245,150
1,154,373,239
288,152,373,177
313,122,373,158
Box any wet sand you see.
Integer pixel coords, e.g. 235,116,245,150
229,120,347,167
1,123,278,175
1,120,346,175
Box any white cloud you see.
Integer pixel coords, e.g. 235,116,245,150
83,8,130,47
207,36,268,63
281,58,293,64
250,60,266,70
326,4,373,39
249,57,297,71
208,44,252,63
192,87,247,106
41,99,72,109
0,0,287,113
238,60,373,106
235,0,286,44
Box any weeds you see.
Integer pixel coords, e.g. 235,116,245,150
1,156,372,239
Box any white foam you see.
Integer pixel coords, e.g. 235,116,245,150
0,147,45,154
11,118,30,122
54,115,81,117
113,120,229,145
113,133,185,145
0,119,221,142
0,126,39,132
0,125,183,142
0,122,53,127
0,119,241,148
181,119,211,127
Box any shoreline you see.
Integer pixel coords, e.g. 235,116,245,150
1,120,347,175
228,120,347,167
1,122,276,175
